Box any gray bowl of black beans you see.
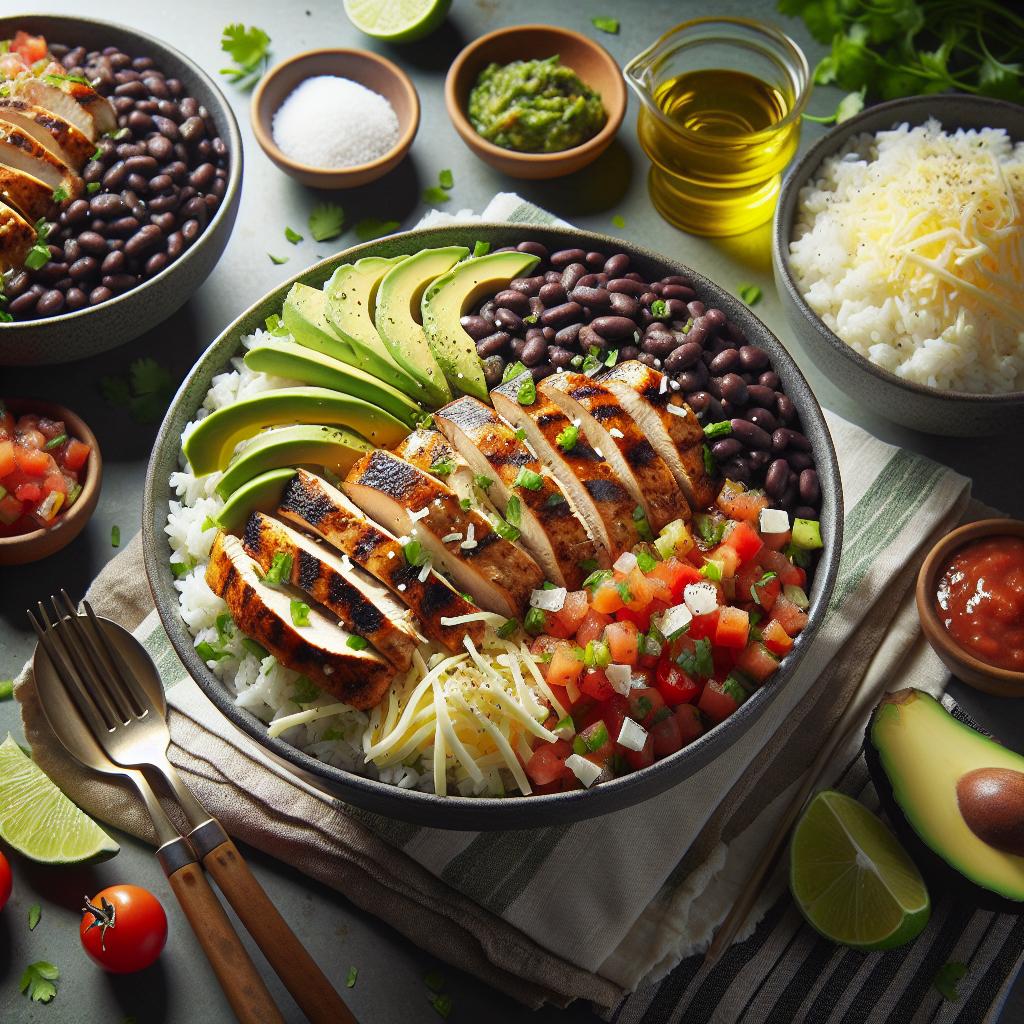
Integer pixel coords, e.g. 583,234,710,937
0,15,241,365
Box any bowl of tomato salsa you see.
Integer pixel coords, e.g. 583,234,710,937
917,518,1024,697
0,398,101,565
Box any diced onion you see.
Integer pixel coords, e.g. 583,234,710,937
442,531,463,543
530,586,567,612
613,551,637,573
654,603,693,638
683,581,719,616
606,663,632,696
565,753,602,787
666,403,689,418
617,717,648,752
759,507,790,534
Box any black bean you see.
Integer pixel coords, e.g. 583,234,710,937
685,391,710,416
708,349,740,376
662,342,698,374
108,216,140,237
554,322,582,347
181,219,200,243
511,337,526,359
578,324,604,351
529,296,544,318
125,224,163,258
36,290,65,317
637,353,658,368
721,457,752,484
794,506,819,522
659,284,691,302
765,458,790,497
540,283,568,307
124,173,147,193
146,134,173,161
685,321,708,348
88,285,113,306
114,79,147,98
82,160,105,184
747,407,778,433
63,238,82,263
608,292,640,320
641,332,677,359
776,393,797,424
490,289,528,316
678,369,711,394
799,469,820,505
550,248,586,268
76,231,107,256
481,355,505,389
746,384,777,409
102,273,137,293
6,271,29,298
739,345,769,371
521,335,547,366
132,55,155,71
772,427,809,452
711,438,743,461
758,371,780,390
101,250,126,275
730,418,771,450
590,315,638,342
686,300,704,320
603,253,629,277
493,307,524,333
148,173,173,193
190,162,215,191
90,193,127,219
65,287,87,311
607,278,646,297
476,331,510,357
66,199,90,225
719,373,749,405
702,308,727,332
540,302,583,329
8,289,40,316
516,241,548,260
153,115,179,140
787,451,814,472
69,256,98,281
548,345,574,368
571,285,611,311
179,115,206,143
749,451,772,471
561,262,586,292
461,315,492,340
34,262,68,285
148,192,180,213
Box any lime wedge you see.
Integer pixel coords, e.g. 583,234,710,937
343,0,451,43
0,735,119,864
790,790,929,949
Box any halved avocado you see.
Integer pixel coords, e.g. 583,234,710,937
243,340,423,428
215,424,372,499
375,247,467,406
867,688,1024,908
215,468,297,533
421,250,540,400
182,387,407,475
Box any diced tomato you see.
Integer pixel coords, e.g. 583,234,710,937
60,438,90,473
532,775,579,794
715,605,750,649
761,529,791,551
591,579,624,614
621,566,654,611
0,440,14,477
655,659,699,705
736,641,781,683
770,595,809,635
0,495,23,526
648,557,702,599
675,704,704,744
36,417,65,441
644,573,673,604
547,642,585,689
698,679,742,723
550,589,588,635
712,643,740,677
13,443,51,475
605,620,639,665
525,740,574,786
601,694,629,743
623,731,654,771
628,686,665,727
650,711,683,757
710,544,741,579
42,472,67,496
14,482,42,503
575,608,611,647
716,481,769,523
723,521,763,562
761,548,802,586
12,31,49,65
791,566,807,589
761,619,793,656
615,605,650,632
577,719,614,763
580,668,613,702
531,635,560,661
687,608,720,641
738,562,780,611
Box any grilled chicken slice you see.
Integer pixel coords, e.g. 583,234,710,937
343,449,544,618
0,164,56,220
0,198,35,270
598,361,716,509
206,532,394,710
0,120,80,195
13,76,116,141
0,99,94,167
434,396,599,587
278,469,483,652
243,511,419,671
539,372,690,533
491,376,639,558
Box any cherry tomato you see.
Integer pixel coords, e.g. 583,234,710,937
80,884,167,973
0,850,11,911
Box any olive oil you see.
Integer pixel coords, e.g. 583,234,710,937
653,69,789,139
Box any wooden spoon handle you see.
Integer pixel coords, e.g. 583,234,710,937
166,859,285,1024
202,836,356,1024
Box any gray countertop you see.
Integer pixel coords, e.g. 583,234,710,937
1,1,1021,1021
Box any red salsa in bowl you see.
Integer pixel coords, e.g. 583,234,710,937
935,536,1024,674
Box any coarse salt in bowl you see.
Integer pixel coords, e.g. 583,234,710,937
271,75,400,169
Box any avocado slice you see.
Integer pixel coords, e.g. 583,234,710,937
183,387,407,475
375,247,468,406
867,688,1024,905
421,250,540,400
243,340,422,428
215,468,297,533
216,424,372,499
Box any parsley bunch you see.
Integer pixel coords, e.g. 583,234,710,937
781,0,1024,119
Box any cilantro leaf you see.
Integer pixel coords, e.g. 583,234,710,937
346,965,358,988
592,16,620,34
309,202,345,242
221,23,270,70
268,252,288,265
423,186,450,204
355,218,400,242
934,961,967,1001
737,284,762,305
438,169,454,190
20,961,59,1003
28,903,41,930
284,226,303,244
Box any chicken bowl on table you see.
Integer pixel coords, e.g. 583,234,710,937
144,225,842,830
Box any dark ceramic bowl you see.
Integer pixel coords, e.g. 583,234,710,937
143,224,843,830
772,95,1024,437
0,14,242,367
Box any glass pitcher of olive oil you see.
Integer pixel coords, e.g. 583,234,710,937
625,18,809,237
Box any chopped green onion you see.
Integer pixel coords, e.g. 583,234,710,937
616,580,633,603
496,618,519,639
268,252,288,265
517,377,536,405
263,551,293,585
636,550,657,573
544,492,566,509
493,517,519,542
523,313,539,325
514,427,526,442
611,214,626,229
169,558,193,578
111,525,120,547
738,284,762,306
703,421,732,440
501,360,528,384
284,226,303,244
581,568,613,591
346,966,358,988
428,458,454,477
438,168,454,189
592,16,619,33
472,241,490,258
553,715,575,740
650,299,667,318
44,433,67,450
242,638,269,659
700,559,723,582
196,641,230,662
524,607,547,635
473,474,493,491
347,635,369,650
86,181,101,195
604,348,619,367
505,495,521,528
290,600,311,626
216,613,234,643
459,497,472,511
555,424,578,452
702,443,715,476
513,467,543,490
424,970,445,992
430,993,453,1018
24,245,50,271
51,185,69,204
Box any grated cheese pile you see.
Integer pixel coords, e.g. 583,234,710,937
789,119,1024,393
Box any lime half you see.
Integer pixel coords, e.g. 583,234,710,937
0,735,119,864
343,0,451,43
790,790,929,950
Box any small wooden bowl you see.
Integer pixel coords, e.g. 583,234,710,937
0,399,102,566
916,518,1024,697
251,49,420,189
445,24,626,180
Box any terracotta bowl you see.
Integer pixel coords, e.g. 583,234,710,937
916,518,1024,698
445,24,627,179
0,399,102,566
251,48,420,189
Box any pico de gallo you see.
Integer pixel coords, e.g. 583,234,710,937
520,479,823,793
0,403,92,536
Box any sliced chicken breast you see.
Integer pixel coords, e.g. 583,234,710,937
343,449,544,618
0,99,93,168
0,164,56,220
243,511,419,671
278,469,483,653
539,372,690,533
0,121,80,194
13,76,115,140
598,361,716,509
434,396,600,587
491,376,639,558
0,198,35,270
206,532,394,710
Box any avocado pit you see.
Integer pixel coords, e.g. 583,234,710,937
956,767,1024,857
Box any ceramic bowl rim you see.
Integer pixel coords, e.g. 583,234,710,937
772,93,1024,407
143,223,843,829
0,13,243,339
250,47,420,179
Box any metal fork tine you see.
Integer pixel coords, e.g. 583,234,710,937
81,598,148,719
27,605,115,737
49,594,129,727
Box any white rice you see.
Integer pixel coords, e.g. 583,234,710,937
788,119,1024,393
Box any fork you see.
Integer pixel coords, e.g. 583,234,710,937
30,592,354,1024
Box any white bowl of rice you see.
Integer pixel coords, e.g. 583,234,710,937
773,95,1024,436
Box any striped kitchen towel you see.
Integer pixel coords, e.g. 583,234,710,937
16,195,1020,1022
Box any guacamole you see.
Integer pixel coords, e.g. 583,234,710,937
468,56,606,154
